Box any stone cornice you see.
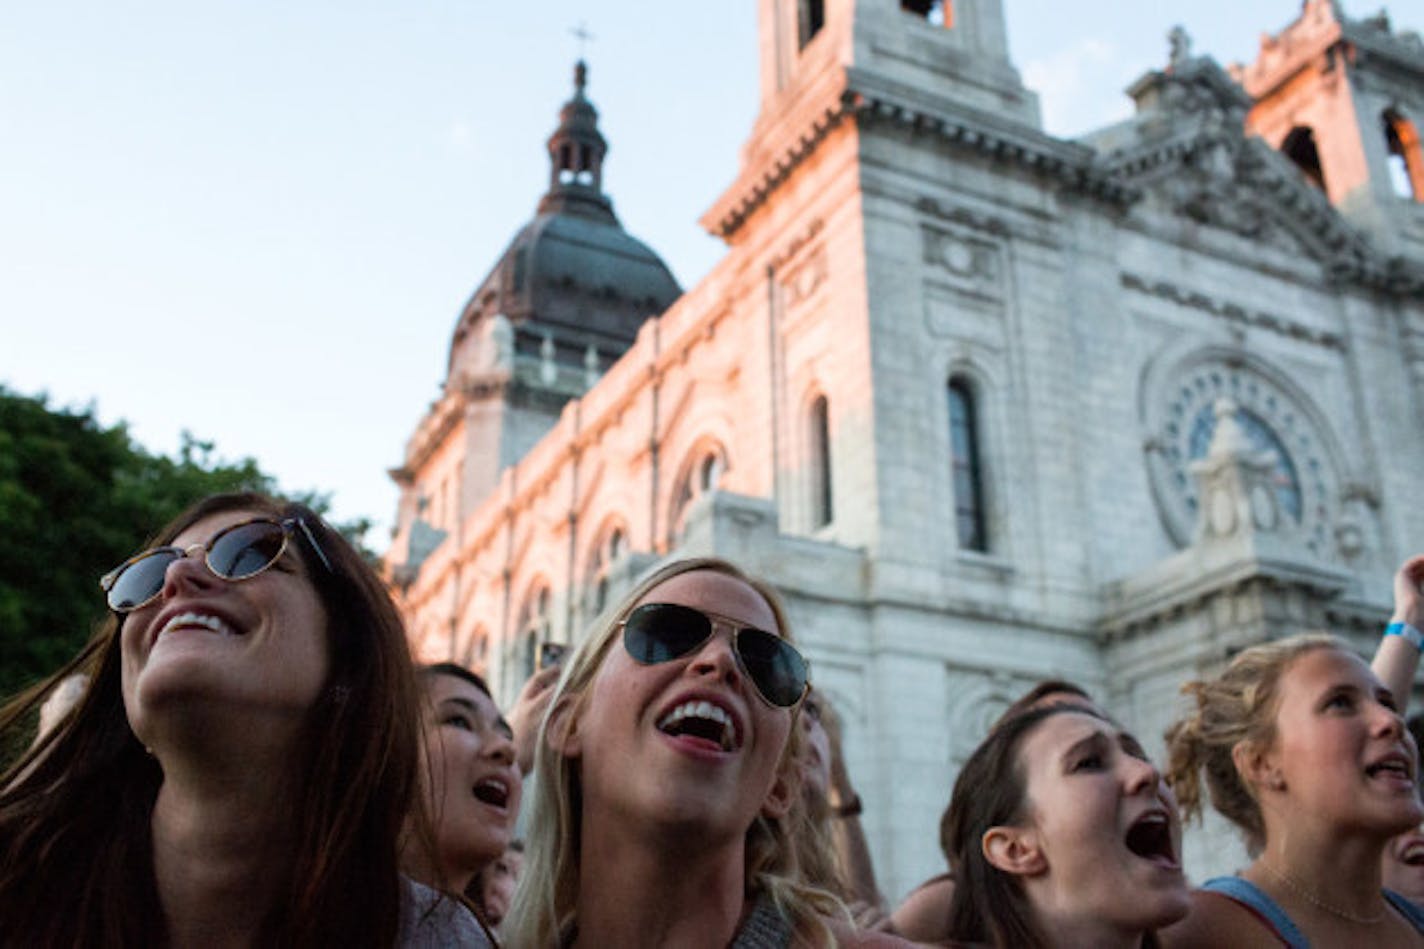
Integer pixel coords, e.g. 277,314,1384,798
1120,272,1346,350
703,68,1138,240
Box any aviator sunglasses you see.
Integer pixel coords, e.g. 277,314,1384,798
100,516,334,613
621,602,810,708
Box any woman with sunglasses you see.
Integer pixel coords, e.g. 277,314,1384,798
502,556,904,948
0,492,481,945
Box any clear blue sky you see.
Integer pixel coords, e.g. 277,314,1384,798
0,1,1346,546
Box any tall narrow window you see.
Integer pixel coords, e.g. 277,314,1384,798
798,0,825,50
809,395,833,528
1282,127,1327,192
1384,110,1423,201
948,378,987,552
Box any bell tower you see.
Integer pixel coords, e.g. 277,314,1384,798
1232,0,1424,253
752,0,1038,146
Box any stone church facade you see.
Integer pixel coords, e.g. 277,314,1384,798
387,0,1424,892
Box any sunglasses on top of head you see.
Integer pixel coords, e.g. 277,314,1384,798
620,601,810,708
100,516,334,613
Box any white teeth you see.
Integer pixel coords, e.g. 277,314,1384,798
657,700,736,749
159,612,235,637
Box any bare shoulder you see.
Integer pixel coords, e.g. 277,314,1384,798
1158,888,1284,949
887,876,954,944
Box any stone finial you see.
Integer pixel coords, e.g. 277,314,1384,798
489,313,514,370
1168,26,1193,69
584,343,601,389
540,333,558,384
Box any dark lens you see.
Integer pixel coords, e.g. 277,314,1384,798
623,603,712,664
208,521,286,580
736,628,808,707
107,550,180,611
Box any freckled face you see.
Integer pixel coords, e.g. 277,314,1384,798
119,510,330,743
1017,713,1190,935
571,570,796,839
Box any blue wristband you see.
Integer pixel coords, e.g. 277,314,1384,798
1385,621,1423,651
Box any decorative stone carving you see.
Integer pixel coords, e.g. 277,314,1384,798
1145,357,1335,557
921,225,1004,301
1190,399,1287,542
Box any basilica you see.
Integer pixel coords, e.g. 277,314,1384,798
386,0,1424,890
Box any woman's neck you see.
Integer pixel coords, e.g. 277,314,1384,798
573,814,751,949
1033,903,1152,949
1248,820,1390,921
149,753,300,949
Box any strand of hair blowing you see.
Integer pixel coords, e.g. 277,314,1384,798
1163,634,1341,857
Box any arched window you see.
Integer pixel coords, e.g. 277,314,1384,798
948,377,987,552
798,0,825,49
669,444,728,546
1281,126,1326,192
809,395,833,528
461,626,490,676
1383,110,1423,201
516,585,551,681
586,523,628,616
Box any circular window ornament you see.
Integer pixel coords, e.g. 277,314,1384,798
1147,362,1333,556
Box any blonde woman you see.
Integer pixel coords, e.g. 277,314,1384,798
1163,630,1424,947
502,557,906,948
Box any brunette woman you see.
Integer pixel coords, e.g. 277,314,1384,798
944,703,1189,948
1163,632,1424,947
501,556,907,948
0,492,479,946
402,663,521,944
888,679,1102,942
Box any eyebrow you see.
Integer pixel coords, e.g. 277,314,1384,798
1061,730,1110,768
440,696,514,738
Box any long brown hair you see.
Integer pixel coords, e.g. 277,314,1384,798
945,704,1166,949
0,492,428,947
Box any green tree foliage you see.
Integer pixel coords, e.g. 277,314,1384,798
0,387,367,697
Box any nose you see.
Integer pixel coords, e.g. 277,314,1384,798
1122,754,1162,797
688,624,743,691
159,544,222,601
483,726,517,768
1372,700,1406,740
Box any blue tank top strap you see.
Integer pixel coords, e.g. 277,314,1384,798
1385,889,1424,933
1201,876,1307,949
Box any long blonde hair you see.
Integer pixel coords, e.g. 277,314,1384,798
1164,633,1343,854
502,557,844,947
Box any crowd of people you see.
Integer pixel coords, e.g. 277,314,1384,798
0,490,1421,947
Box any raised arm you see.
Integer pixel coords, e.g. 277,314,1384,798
1371,555,1424,716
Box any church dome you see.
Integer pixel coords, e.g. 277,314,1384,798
448,62,682,380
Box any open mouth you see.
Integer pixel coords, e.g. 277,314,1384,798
159,611,238,637
1401,841,1424,867
472,777,510,809
1125,811,1178,868
657,699,739,752
1366,756,1413,781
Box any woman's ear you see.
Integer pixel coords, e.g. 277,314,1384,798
544,694,582,760
983,825,1047,877
759,757,801,820
1232,739,1282,794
